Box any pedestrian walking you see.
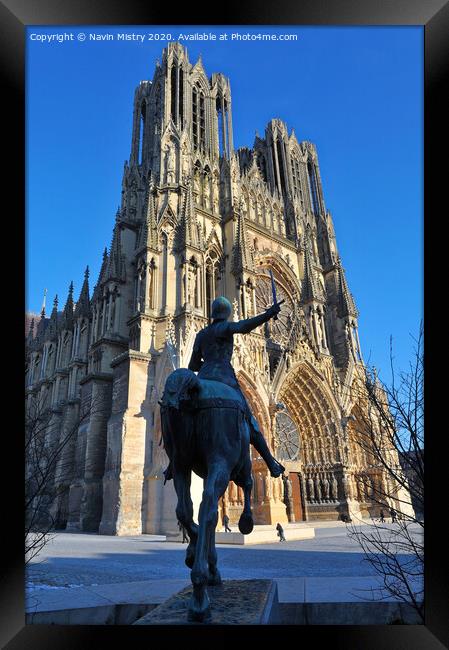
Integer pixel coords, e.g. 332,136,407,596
379,509,385,523
223,514,232,533
276,522,286,542
390,508,397,523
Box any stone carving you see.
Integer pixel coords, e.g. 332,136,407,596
322,476,330,501
186,264,196,306
331,475,338,501
314,476,322,502
307,477,315,501
164,142,176,184
182,141,190,180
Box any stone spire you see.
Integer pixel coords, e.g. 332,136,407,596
301,228,323,303
50,295,59,320
44,295,60,341
175,180,201,250
106,225,126,282
92,248,109,301
74,266,91,318
231,199,253,276
61,281,74,329
137,178,158,251
336,256,358,318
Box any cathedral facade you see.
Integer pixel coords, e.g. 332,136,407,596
25,43,412,535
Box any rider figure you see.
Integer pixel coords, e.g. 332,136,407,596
187,296,285,479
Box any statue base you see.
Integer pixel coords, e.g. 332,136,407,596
133,579,279,625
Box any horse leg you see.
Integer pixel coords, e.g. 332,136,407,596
188,463,228,622
207,508,222,586
237,457,254,535
173,467,198,569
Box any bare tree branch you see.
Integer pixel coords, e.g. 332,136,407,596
343,321,424,623
25,391,106,564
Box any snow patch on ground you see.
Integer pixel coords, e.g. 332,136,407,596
26,582,85,590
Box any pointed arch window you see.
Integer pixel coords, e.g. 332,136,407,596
192,87,198,149
170,64,177,123
171,64,184,128
276,139,287,193
203,166,212,209
192,83,206,152
179,69,184,128
161,231,169,312
307,162,320,215
291,155,303,206
138,103,146,165
216,95,231,159
205,249,220,320
148,258,157,310
47,345,54,375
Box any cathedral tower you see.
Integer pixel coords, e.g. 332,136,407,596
25,43,414,536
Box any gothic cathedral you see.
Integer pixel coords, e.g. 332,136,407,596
25,43,412,535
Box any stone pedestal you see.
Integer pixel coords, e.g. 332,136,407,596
254,500,289,525
133,580,279,625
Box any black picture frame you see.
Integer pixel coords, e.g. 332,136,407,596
3,0,447,647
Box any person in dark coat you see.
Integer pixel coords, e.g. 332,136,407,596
276,522,286,542
223,514,232,533
379,509,385,523
390,508,397,523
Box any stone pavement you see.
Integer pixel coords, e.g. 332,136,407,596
25,521,423,624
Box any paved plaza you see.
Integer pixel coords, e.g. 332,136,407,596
27,521,422,586
24,521,424,623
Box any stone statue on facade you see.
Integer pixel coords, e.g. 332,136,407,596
283,474,295,522
159,294,285,622
307,476,315,501
164,142,176,184
186,263,196,307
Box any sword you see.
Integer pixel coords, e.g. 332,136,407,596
269,269,284,321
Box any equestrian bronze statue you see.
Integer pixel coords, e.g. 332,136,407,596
159,294,285,622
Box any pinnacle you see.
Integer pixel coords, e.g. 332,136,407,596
336,256,358,318
51,295,59,319
232,202,253,276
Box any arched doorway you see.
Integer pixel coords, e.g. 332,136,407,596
278,361,344,520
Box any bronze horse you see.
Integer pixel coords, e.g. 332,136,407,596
159,368,255,622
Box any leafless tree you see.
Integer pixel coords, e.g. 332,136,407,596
25,392,103,564
345,322,424,622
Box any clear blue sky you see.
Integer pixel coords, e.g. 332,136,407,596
26,25,423,382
